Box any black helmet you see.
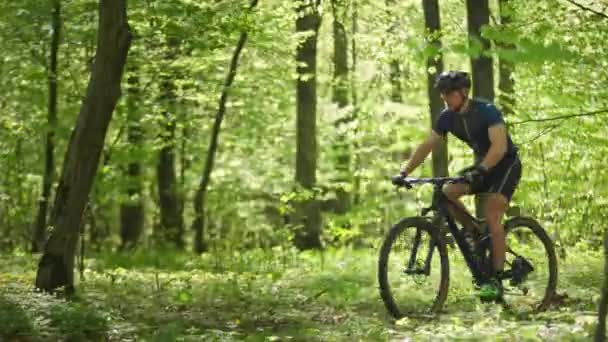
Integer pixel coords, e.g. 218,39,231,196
435,70,471,93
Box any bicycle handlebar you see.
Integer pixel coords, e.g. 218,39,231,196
391,175,468,188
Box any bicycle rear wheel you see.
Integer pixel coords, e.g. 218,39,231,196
378,217,449,318
501,216,558,311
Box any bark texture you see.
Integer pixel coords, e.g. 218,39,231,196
35,0,131,292
294,0,323,250
422,0,448,177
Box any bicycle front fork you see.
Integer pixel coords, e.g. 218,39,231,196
404,228,434,275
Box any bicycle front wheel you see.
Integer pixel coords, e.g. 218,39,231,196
378,217,450,318
502,216,558,312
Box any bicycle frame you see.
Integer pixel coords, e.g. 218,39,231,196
435,187,490,285
404,179,491,286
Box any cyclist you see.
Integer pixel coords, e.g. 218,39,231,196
400,70,522,302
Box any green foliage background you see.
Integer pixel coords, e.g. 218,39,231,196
1,0,608,339
0,0,606,251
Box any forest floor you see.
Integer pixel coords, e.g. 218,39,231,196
0,243,603,341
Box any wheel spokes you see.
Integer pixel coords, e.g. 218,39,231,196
385,226,444,314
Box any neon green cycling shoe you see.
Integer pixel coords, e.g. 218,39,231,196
479,279,504,303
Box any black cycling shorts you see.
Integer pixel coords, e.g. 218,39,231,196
472,155,522,201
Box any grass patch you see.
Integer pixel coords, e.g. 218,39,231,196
0,244,604,340
0,294,36,340
48,302,109,341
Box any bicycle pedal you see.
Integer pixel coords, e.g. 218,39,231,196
509,257,534,286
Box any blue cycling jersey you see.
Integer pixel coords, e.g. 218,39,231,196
432,98,518,160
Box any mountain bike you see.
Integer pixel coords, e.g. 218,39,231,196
378,175,557,318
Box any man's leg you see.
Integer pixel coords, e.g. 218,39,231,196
485,193,509,273
443,183,476,231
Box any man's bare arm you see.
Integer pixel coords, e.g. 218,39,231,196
401,131,443,175
480,124,507,171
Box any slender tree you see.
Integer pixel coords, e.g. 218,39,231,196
331,0,348,109
330,0,350,214
386,0,403,103
389,61,402,102
351,0,361,205
179,105,190,220
33,0,61,252
157,38,184,249
294,0,323,250
120,64,144,250
35,0,132,292
422,0,447,177
497,0,515,115
89,123,125,249
192,0,259,254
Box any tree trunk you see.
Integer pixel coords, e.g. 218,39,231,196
466,0,494,218
157,118,183,249
389,61,402,103
179,106,189,219
192,0,258,254
120,65,144,251
330,0,351,214
14,127,26,250
331,0,348,109
33,0,61,253
294,0,322,250
157,41,184,250
466,0,494,101
89,124,124,249
86,203,99,251
596,228,608,341
351,0,361,205
422,0,448,177
386,0,403,103
498,0,515,115
35,0,131,292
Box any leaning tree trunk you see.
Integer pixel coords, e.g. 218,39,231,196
497,0,515,115
192,0,258,254
329,0,351,215
35,0,131,292
422,0,448,177
294,0,323,250
596,229,608,341
466,0,494,219
120,64,144,251
156,40,184,250
33,0,61,253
